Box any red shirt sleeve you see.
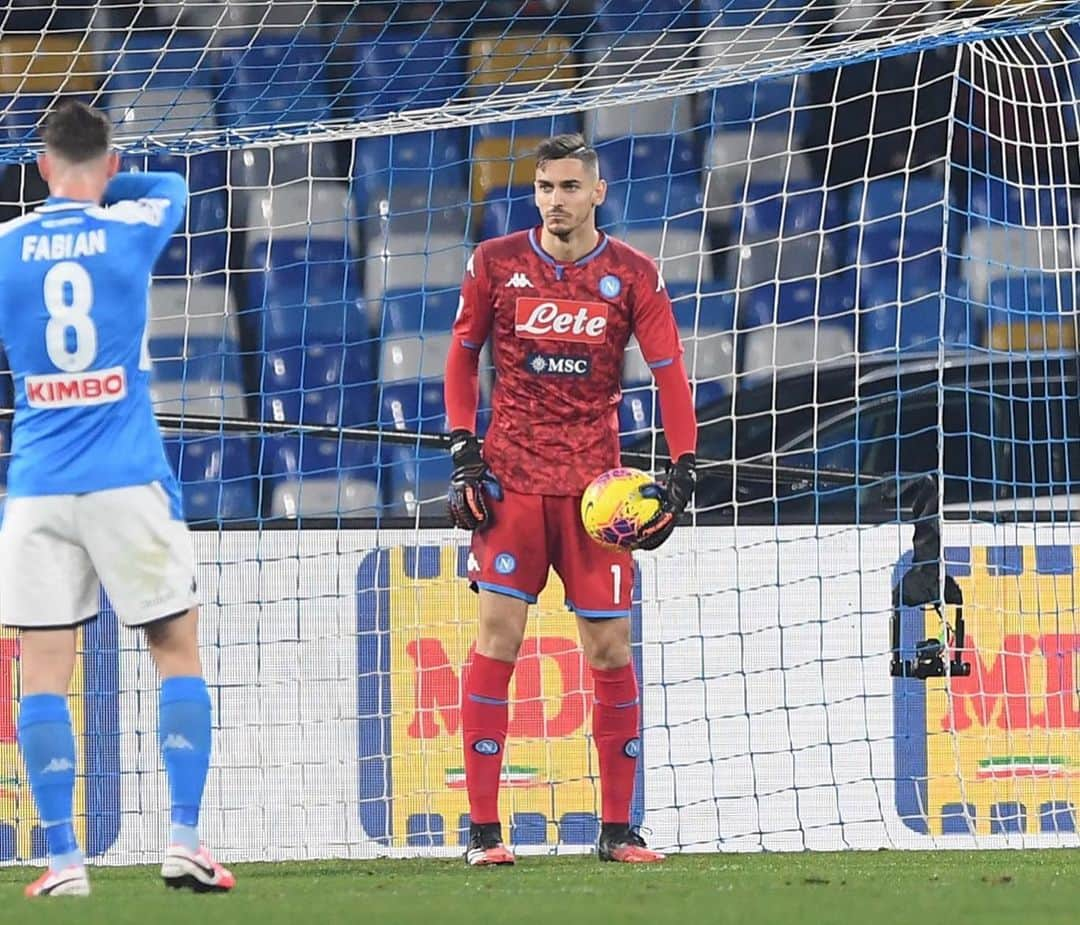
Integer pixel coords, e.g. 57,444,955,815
631,261,697,459
444,246,494,433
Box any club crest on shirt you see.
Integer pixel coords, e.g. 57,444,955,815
599,275,621,298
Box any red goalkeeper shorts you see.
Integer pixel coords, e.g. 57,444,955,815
467,487,634,618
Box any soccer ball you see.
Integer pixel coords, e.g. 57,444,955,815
580,467,661,549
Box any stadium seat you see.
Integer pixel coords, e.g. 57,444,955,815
466,34,576,98
379,378,453,517
604,171,703,230
595,0,699,33
598,135,699,187
859,288,981,352
353,130,470,220
163,435,259,522
586,96,695,139
619,385,655,445
380,289,460,335
701,76,805,132
245,238,365,347
584,31,691,90
480,188,538,240
698,24,806,75
473,113,579,142
732,182,845,286
962,225,1076,301
987,273,1078,351
107,88,218,138
701,0,806,27
263,435,380,518
848,176,947,242
100,29,215,92
364,233,467,305
0,36,97,96
616,219,712,285
348,28,463,119
963,176,1073,227
739,277,856,381
244,181,356,251
470,135,549,209
150,336,247,420
123,151,226,194
230,143,340,191
214,30,333,129
261,342,377,427
704,131,812,228
149,282,239,344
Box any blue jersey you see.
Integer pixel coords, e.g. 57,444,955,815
0,172,188,497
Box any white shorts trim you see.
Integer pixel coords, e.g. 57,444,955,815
0,482,198,629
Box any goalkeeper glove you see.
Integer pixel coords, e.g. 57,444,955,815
446,429,502,531
635,453,696,551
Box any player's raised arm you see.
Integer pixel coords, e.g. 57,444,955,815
445,244,499,531
101,169,188,256
630,264,697,551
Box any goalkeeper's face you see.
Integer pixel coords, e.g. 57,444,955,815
534,159,606,240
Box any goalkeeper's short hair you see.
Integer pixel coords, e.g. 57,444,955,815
536,133,599,175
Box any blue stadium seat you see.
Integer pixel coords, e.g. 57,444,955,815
245,239,366,348
604,174,703,229
472,113,579,142
595,0,699,32
598,135,699,186
261,343,377,428
348,29,463,118
100,29,215,92
2,94,52,143
480,188,537,240
860,290,979,352
163,435,259,522
988,273,1076,318
702,76,804,132
849,176,946,240
740,182,844,241
263,435,380,518
619,387,654,446
353,130,470,208
964,176,1073,226
379,379,453,515
380,288,460,335
215,30,333,129
123,151,226,193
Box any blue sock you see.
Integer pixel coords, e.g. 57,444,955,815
18,693,83,872
159,676,211,852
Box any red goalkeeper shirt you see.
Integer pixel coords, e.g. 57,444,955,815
446,227,696,496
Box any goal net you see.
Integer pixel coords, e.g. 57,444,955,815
3,0,1080,863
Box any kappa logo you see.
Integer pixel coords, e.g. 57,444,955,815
40,757,75,774
505,272,534,289
162,734,195,751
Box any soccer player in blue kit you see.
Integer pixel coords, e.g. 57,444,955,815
0,101,234,897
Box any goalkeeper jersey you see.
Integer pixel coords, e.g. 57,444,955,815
0,172,187,497
451,226,684,496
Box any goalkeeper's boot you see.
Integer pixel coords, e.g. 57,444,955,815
24,865,90,897
161,844,236,893
597,824,666,864
465,822,516,866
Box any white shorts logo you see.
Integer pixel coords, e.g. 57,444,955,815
25,366,127,408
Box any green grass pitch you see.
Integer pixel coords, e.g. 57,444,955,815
3,851,1080,924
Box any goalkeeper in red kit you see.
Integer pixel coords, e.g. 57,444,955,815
444,133,697,866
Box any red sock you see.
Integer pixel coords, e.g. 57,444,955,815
462,652,515,825
591,663,640,825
